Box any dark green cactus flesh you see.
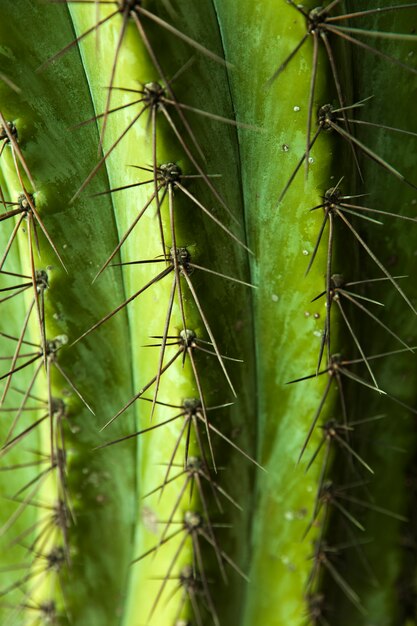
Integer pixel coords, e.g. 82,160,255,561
1,1,417,625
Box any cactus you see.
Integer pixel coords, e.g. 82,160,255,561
1,1,417,625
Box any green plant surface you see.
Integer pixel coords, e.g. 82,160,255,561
1,1,417,625
211,2,352,624
323,2,417,624
53,2,257,624
0,3,136,624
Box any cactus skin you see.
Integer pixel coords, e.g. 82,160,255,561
0,4,136,624
211,3,347,624
1,1,417,625
324,3,417,624
67,3,259,625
